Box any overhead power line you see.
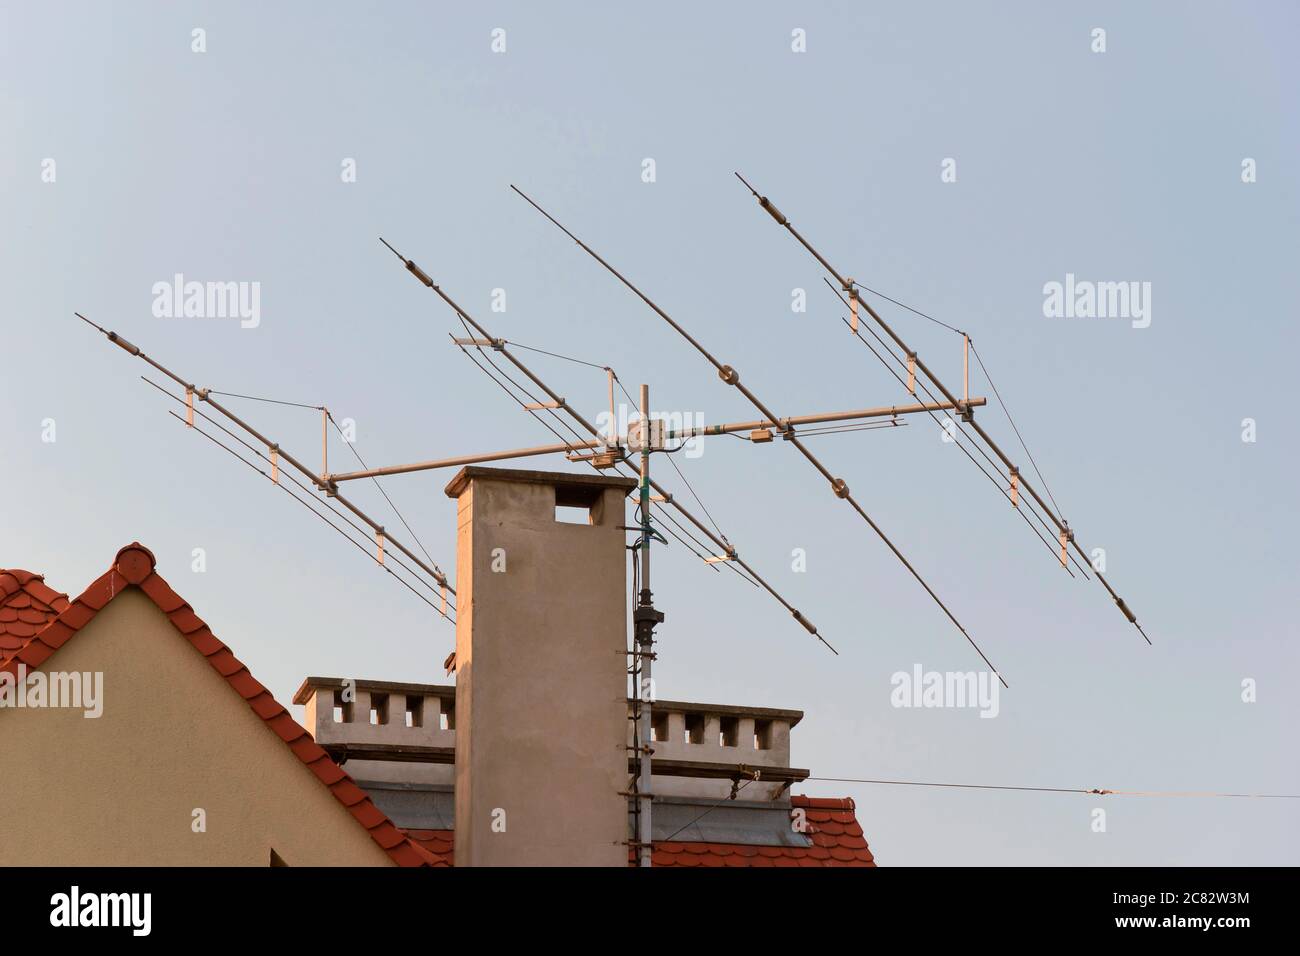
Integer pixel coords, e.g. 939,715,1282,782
808,776,1300,799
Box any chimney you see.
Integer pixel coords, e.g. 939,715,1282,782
444,466,636,866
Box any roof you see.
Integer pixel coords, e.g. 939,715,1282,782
0,570,69,661
648,796,876,867
397,795,875,867
1,543,440,868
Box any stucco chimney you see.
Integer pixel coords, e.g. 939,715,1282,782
443,466,636,866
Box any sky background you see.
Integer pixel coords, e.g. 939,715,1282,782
3,1,1297,865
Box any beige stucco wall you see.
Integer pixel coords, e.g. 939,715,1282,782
451,471,631,866
0,589,394,866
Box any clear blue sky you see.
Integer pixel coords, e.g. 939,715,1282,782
3,1,1296,865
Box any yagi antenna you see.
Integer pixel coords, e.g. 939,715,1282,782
731,173,1150,645
507,187,1008,688
372,239,837,653
73,312,456,621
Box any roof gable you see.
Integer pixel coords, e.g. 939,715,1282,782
1,543,439,867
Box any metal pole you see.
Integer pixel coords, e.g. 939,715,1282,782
634,383,661,867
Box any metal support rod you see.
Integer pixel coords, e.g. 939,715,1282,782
607,368,617,444
665,397,985,441
322,408,328,480
733,174,1151,644
327,438,604,482
325,399,985,483
963,334,969,404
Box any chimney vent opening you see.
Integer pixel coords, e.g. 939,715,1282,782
332,689,353,724
440,699,456,731
684,712,705,745
405,695,423,728
754,718,773,751
650,712,669,742
369,693,389,726
554,503,593,525
553,483,603,525
719,715,739,748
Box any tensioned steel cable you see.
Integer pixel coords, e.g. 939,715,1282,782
510,186,997,682
207,389,324,411
968,340,1065,518
379,238,831,651
807,776,1300,799
734,175,1151,641
326,410,448,578
506,339,610,372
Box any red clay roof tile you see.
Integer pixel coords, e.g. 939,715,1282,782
309,757,348,786
168,607,205,636
186,627,223,656
329,779,369,807
249,692,285,721
206,649,245,678
226,669,266,700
